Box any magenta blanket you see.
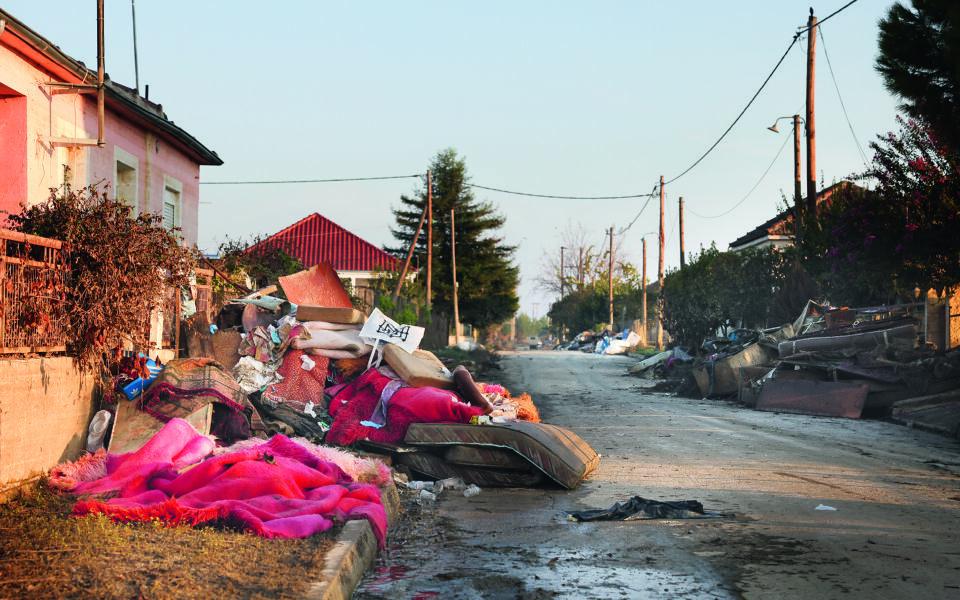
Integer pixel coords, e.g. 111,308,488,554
69,419,387,547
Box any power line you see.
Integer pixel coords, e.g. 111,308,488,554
798,0,860,34
201,174,420,185
616,185,660,235
665,35,800,185
820,26,870,166
468,183,653,200
687,125,793,219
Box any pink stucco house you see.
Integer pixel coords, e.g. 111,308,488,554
0,8,221,246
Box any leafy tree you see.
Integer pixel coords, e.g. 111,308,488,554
217,234,303,297
387,149,519,334
877,0,960,153
803,117,960,304
660,244,789,351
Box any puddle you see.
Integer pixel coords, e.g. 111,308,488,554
355,540,738,599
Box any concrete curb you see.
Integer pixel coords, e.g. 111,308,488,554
304,483,401,600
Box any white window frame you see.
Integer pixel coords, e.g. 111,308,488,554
162,175,183,232
114,147,139,210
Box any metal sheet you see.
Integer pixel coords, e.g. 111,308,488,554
277,262,353,308
756,379,867,419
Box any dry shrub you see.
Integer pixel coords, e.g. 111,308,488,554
5,183,196,375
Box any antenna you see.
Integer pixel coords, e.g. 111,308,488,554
131,0,140,93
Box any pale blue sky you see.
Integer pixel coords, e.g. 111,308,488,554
4,1,902,318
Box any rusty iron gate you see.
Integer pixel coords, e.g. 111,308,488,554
0,229,70,354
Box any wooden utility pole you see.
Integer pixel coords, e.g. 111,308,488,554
426,170,433,312
642,237,648,347
451,209,461,345
392,202,427,303
559,246,566,297
679,197,686,268
657,176,665,350
608,227,614,332
806,9,817,217
793,115,803,246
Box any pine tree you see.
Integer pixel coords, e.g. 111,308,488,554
877,0,960,152
387,149,519,333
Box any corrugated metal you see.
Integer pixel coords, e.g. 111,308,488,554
256,213,399,272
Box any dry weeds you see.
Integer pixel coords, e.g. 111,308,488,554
0,479,338,600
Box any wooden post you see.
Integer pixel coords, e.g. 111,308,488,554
451,209,460,344
657,176,665,350
560,246,565,297
642,237,648,347
679,197,686,268
793,114,803,246
393,201,428,303
608,227,614,331
806,9,817,217
426,170,432,312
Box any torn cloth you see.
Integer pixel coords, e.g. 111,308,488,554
57,418,388,547
139,357,266,444
565,496,734,522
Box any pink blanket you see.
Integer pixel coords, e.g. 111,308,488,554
326,368,484,446
64,418,387,546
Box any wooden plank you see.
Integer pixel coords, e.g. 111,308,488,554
756,379,867,419
296,306,365,324
107,397,212,455
383,345,455,389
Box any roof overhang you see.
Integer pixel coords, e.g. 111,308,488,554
0,9,222,166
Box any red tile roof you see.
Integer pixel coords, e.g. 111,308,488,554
253,213,400,272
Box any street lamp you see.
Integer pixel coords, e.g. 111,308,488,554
767,115,805,245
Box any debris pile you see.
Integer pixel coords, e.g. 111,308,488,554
631,300,960,422
58,260,601,541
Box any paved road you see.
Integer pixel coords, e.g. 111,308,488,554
354,350,960,599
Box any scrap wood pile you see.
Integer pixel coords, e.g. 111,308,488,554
629,299,960,420
54,261,599,543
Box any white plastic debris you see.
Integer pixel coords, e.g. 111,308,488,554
300,354,316,370
86,410,112,453
815,504,838,511
463,484,482,498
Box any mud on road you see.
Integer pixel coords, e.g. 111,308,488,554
355,350,960,599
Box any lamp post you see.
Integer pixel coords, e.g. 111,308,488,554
767,115,804,246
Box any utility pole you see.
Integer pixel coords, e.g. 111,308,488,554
392,202,427,303
793,114,803,245
642,237,648,347
679,197,686,268
657,176,665,350
559,246,566,297
426,170,432,313
608,227,614,332
806,9,818,217
450,209,461,345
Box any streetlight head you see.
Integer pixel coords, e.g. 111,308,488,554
767,124,780,133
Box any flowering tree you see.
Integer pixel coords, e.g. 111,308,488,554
802,117,960,305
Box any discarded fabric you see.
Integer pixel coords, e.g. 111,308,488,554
564,496,734,522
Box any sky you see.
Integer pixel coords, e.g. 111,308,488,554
4,1,903,319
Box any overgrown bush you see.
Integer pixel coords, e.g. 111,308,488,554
5,183,196,374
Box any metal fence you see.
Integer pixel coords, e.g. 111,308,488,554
0,229,70,354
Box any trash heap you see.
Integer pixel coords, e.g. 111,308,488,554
65,262,599,539
630,300,960,420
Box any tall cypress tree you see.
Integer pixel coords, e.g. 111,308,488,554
877,0,960,152
387,148,519,333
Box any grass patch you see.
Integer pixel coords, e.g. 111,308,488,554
0,479,337,599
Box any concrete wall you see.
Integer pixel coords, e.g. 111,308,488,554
0,357,98,494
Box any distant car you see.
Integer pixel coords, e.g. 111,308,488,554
525,336,543,350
